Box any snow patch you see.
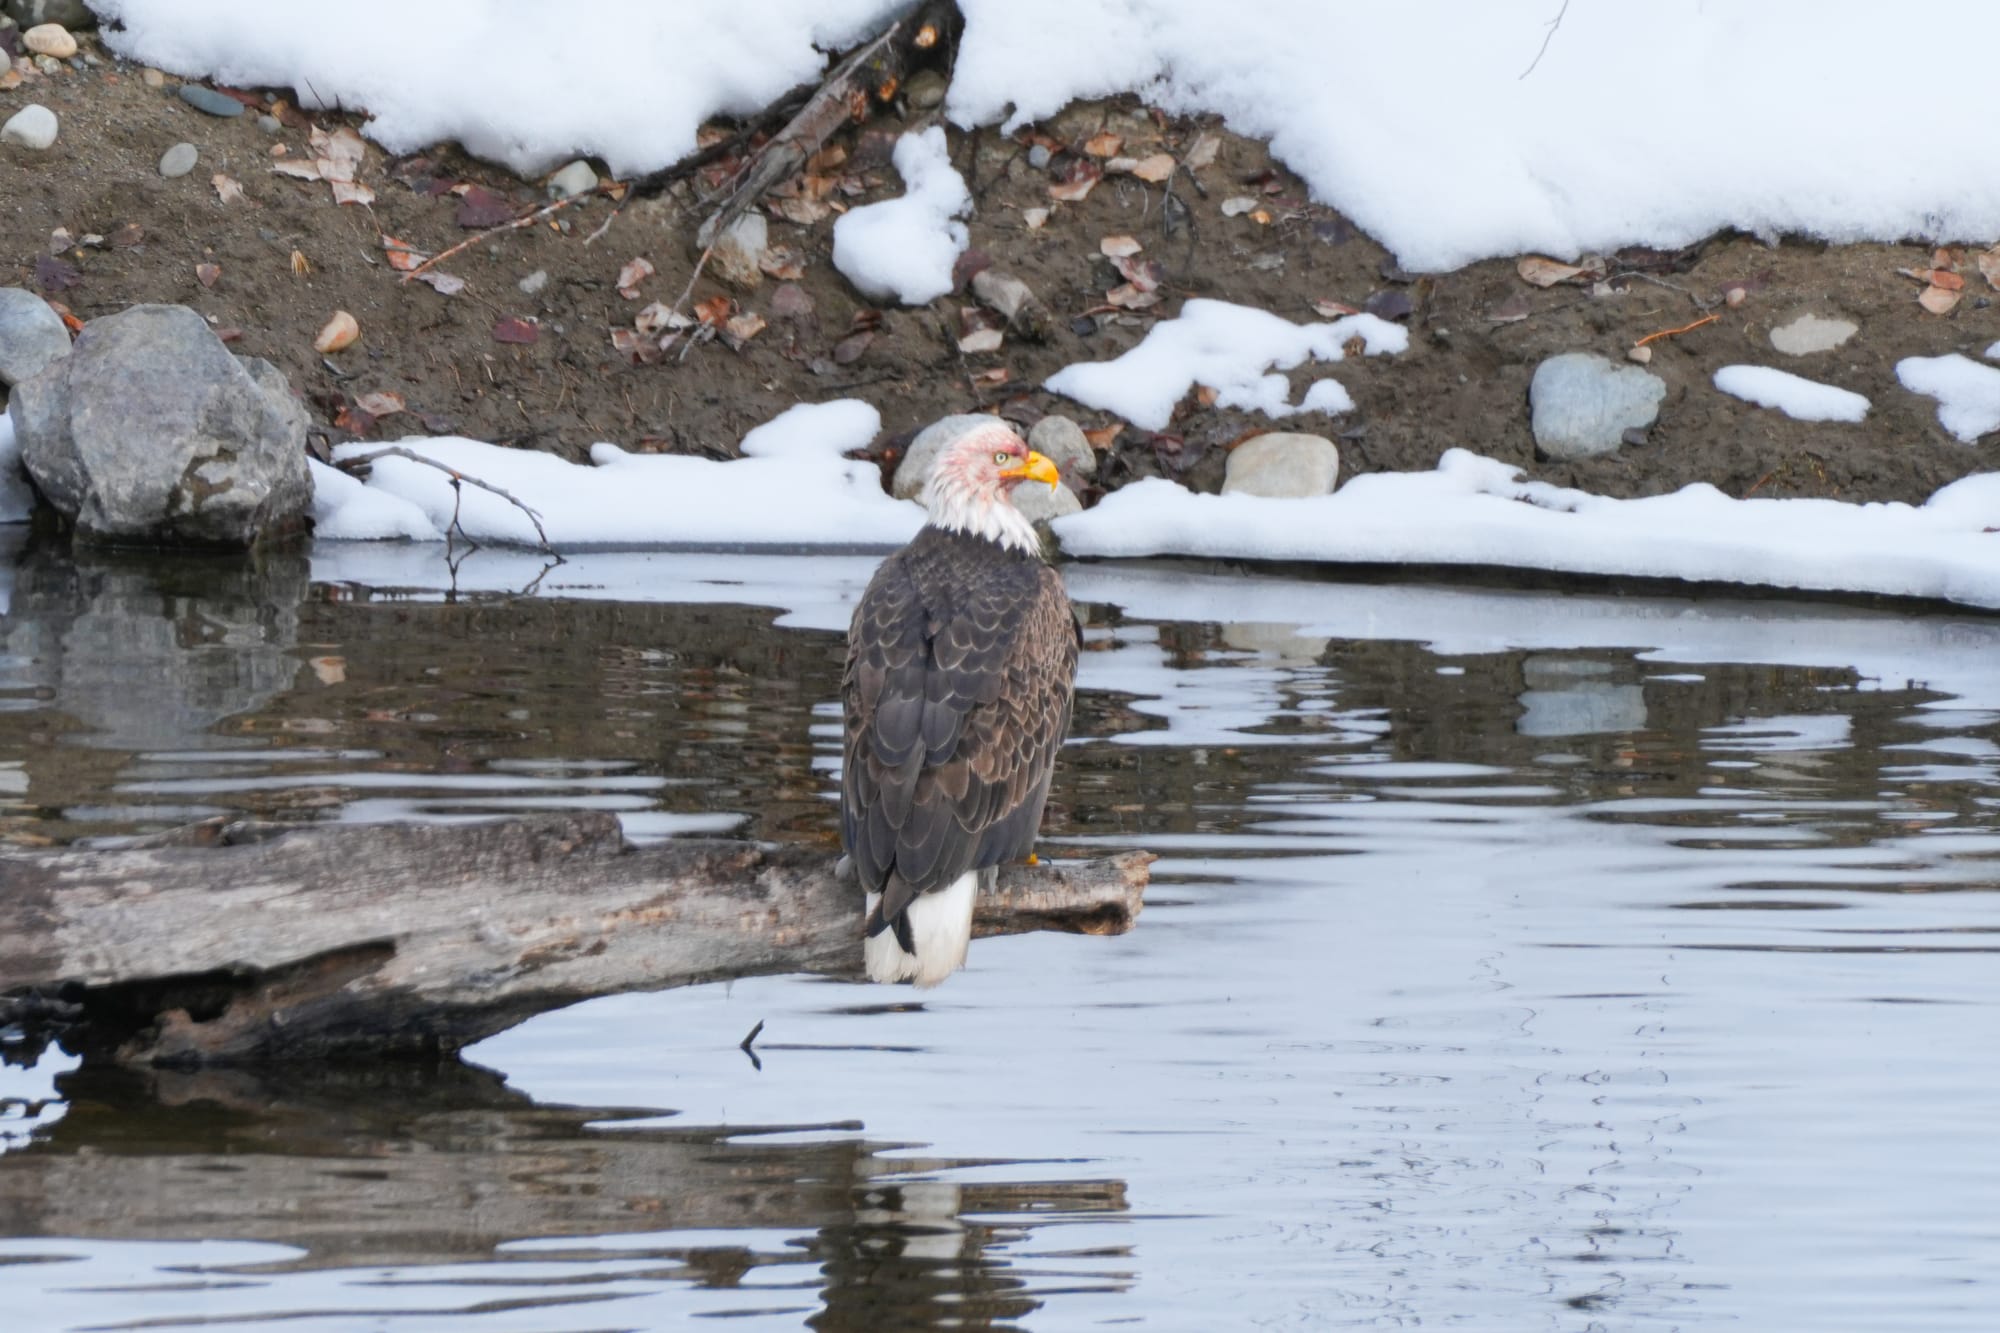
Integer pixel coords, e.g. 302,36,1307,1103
831,127,970,305
1053,449,2000,609
315,400,918,549
1046,300,1405,431
1713,365,1869,423
92,0,897,178
1897,354,2000,443
87,1,2000,271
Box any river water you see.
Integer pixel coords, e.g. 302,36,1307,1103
3,534,1999,1331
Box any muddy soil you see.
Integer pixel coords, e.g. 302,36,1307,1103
5,32,1998,510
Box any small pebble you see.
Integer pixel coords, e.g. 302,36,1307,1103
23,23,76,59
1028,144,1052,170
178,84,245,118
256,114,281,136
142,67,165,88
33,54,60,75
1,102,58,150
157,141,197,178
518,269,549,296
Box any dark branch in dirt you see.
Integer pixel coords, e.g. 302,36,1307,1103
400,193,590,282
334,446,561,556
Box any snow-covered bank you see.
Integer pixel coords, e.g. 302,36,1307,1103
312,401,920,549
1052,449,2000,610
97,0,2000,270
311,413,2000,612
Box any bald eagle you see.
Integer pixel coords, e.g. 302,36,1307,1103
842,419,1080,986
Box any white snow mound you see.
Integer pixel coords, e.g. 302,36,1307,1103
1052,449,2000,609
314,400,918,549
1713,365,1868,423
1046,300,1406,432
831,127,971,305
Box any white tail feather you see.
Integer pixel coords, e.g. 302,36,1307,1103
865,872,978,987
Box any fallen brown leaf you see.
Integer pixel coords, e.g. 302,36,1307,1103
211,173,246,204
693,294,734,326
356,390,406,417
616,257,655,299
1106,283,1161,309
1082,423,1122,449
330,180,375,207
1517,256,1586,287
1919,283,1961,316
723,312,767,344
270,159,324,181
1313,299,1362,318
416,271,466,296
1084,131,1124,158
1099,234,1143,258
1183,131,1221,170
1220,196,1259,217
195,262,220,288
492,316,540,344
1127,153,1175,183
759,246,807,281
456,186,517,229
381,235,427,272
1048,160,1102,203
1978,245,2000,291
1022,207,1050,230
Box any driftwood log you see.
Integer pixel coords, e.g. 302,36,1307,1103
0,813,1150,1066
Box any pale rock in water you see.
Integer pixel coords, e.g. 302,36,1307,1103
9,304,312,546
1529,352,1666,460
0,287,70,387
1222,432,1341,498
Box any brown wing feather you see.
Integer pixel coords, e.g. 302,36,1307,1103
842,528,1079,940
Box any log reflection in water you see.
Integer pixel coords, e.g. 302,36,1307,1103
0,1061,1130,1329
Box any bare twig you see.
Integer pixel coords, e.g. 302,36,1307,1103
400,194,587,283
335,445,561,556
1519,0,1571,80
1633,312,1719,347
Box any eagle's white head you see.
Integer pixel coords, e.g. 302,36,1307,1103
920,419,1060,555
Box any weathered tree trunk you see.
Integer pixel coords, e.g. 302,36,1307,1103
0,814,1150,1066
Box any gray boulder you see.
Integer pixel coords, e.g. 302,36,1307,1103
4,1,96,29
892,412,998,500
0,287,69,387
1013,476,1082,524
1222,432,1340,498
893,412,1083,526
10,304,311,547
1529,352,1666,460
1028,413,1097,484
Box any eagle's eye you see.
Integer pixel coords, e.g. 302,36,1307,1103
992,451,1010,465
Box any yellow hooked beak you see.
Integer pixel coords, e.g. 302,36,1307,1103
998,449,1061,492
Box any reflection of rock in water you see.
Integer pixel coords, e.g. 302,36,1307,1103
1516,654,1649,737
0,542,306,750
